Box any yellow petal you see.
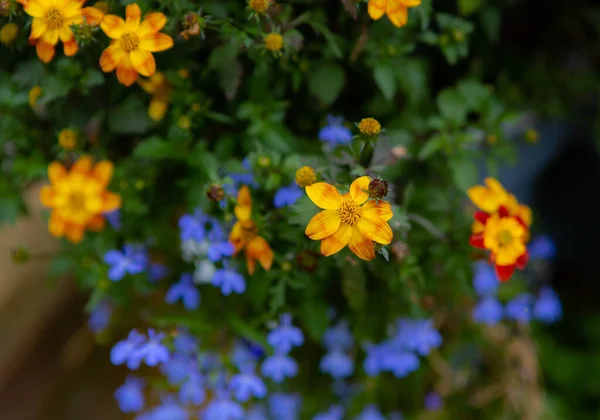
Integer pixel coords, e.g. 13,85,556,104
23,0,44,17
92,161,114,186
66,224,85,243
58,26,72,42
402,0,421,6
101,192,121,212
148,98,168,121
72,156,93,174
247,236,273,272
130,49,156,77
368,0,387,20
35,41,55,63
350,176,370,205
63,36,78,56
363,200,393,222
518,204,532,227
124,3,141,31
234,205,251,222
305,182,342,210
41,29,59,45
48,212,66,237
386,0,408,27
139,32,174,52
100,14,125,39
320,223,352,256
138,12,167,36
467,185,502,213
39,186,56,208
85,196,103,213
348,225,375,261
48,161,67,184
30,18,47,39
115,55,139,86
87,215,106,231
305,210,341,240
61,0,84,18
237,185,252,209
357,216,393,245
246,254,256,275
81,6,104,25
99,43,125,72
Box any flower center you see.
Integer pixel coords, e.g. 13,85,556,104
68,192,86,212
120,32,140,52
240,220,259,241
337,200,363,226
496,229,513,247
45,8,64,30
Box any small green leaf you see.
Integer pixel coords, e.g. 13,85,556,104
449,157,479,192
373,64,396,101
436,88,468,126
418,135,445,160
133,137,172,159
458,0,484,16
300,298,329,341
308,63,345,106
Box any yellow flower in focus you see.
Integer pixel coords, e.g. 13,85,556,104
482,214,527,266
17,0,104,63
525,128,539,143
229,186,274,275
295,166,316,187
358,118,381,136
0,22,19,45
305,176,393,261
367,0,422,28
58,128,77,150
99,3,173,86
39,156,121,243
264,32,283,52
29,85,42,107
249,0,270,13
138,71,171,121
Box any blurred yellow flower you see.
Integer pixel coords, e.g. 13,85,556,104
358,118,381,136
177,115,191,130
295,166,316,187
0,22,19,45
28,85,42,107
264,32,283,52
249,0,270,13
367,0,422,28
138,72,171,121
58,128,77,150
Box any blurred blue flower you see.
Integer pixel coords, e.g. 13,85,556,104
165,273,200,311
472,297,504,325
267,313,304,354
261,352,298,383
179,373,205,405
230,368,267,402
104,209,121,230
104,244,148,281
473,261,499,297
111,329,146,369
364,342,419,378
533,286,562,324
319,350,354,379
203,391,245,420
269,393,301,420
354,404,386,420
528,235,557,261
160,355,193,385
313,405,344,420
274,184,303,208
505,293,534,323
173,330,198,355
223,158,256,196
319,115,353,146
322,320,354,351
115,376,145,413
247,405,269,420
146,400,189,420
207,225,235,262
149,262,169,282
88,301,112,333
231,341,260,370
212,263,246,295
424,392,443,411
179,209,213,242
394,318,442,356
133,329,170,367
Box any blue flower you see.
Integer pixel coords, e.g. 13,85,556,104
267,313,304,354
364,342,419,378
146,400,189,420
179,209,212,242
149,262,169,282
133,328,170,367
179,373,205,405
223,158,257,196
261,352,298,383
389,412,404,420
104,244,148,281
229,368,267,402
313,405,344,420
473,261,499,297
269,393,301,420
424,392,443,411
528,235,556,261
394,318,442,356
104,209,121,230
319,350,354,379
207,225,235,262
212,263,246,295
88,301,112,333
274,184,304,208
111,329,146,369
319,115,353,146
173,330,198,355
165,273,200,310
115,376,145,413
354,404,386,420
473,297,503,325
533,286,562,324
505,293,534,323
160,355,194,385
203,391,245,420
323,320,354,351
231,341,260,370
247,405,269,420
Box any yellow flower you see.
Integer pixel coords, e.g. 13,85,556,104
0,22,19,45
525,128,539,143
358,117,381,136
18,0,104,63
58,128,77,150
29,85,42,107
264,32,283,52
367,0,422,28
482,214,527,266
229,186,274,275
295,166,316,187
99,3,173,86
137,71,170,121
39,156,121,243
467,177,531,227
305,176,393,261
249,0,270,13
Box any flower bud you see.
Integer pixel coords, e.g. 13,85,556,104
0,23,18,45
206,184,225,202
358,117,381,136
295,166,316,187
368,178,388,199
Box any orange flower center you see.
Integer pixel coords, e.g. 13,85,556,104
496,229,513,247
45,8,64,30
120,32,140,52
240,220,259,241
68,192,86,211
338,200,363,226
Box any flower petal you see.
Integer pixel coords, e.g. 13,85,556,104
48,212,66,237
357,216,392,245
66,224,85,243
100,15,125,39
39,186,56,208
41,29,59,45
368,0,387,20
124,3,141,31
61,0,85,18
469,233,485,248
386,0,408,27
48,161,67,184
305,182,342,210
81,6,104,25
350,176,370,205
348,225,375,261
101,192,121,212
87,214,106,231
148,98,168,121
72,156,93,174
139,32,173,52
362,200,393,222
130,49,156,77
99,43,125,72
305,210,341,240
138,12,167,36
495,264,515,282
237,185,252,208
30,18,46,39
246,236,273,273
63,36,78,56
320,223,352,257
92,161,114,186
116,56,139,86
23,0,44,17
58,26,73,42
402,0,422,7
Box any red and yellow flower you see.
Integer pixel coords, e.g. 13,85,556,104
39,156,121,243
99,3,173,86
304,176,393,261
367,0,422,28
229,185,274,275
18,0,104,63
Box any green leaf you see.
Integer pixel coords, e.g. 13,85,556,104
308,63,345,106
480,6,501,43
80,69,104,90
418,134,445,160
38,75,71,104
12,60,46,87
449,157,479,192
458,0,484,16
373,64,396,101
0,196,22,225
300,298,329,341
457,79,490,110
133,137,172,159
108,96,152,134
436,88,468,126
397,59,428,104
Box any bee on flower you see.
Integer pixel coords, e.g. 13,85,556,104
367,0,422,28
467,178,531,281
304,176,393,261
229,185,274,275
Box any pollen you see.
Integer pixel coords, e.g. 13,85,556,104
358,118,381,136
249,0,270,13
496,230,513,247
68,192,86,211
295,166,316,187
337,200,363,226
120,32,140,52
45,8,64,30
264,33,283,52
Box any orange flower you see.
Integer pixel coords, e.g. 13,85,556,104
229,186,273,275
137,71,170,121
304,176,393,261
367,0,422,28
39,156,121,243
18,0,104,63
99,3,173,86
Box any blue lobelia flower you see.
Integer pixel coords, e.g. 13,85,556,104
505,293,534,323
533,286,562,324
528,235,557,261
133,328,170,367
206,225,235,262
111,329,146,369
160,355,195,385
424,392,443,411
88,301,112,333
354,404,386,420
149,262,169,282
115,376,145,413
229,365,267,402
212,263,246,295
179,209,211,242
322,320,354,352
173,330,198,355
104,244,148,281
246,404,269,420
319,115,353,147
104,209,122,230
179,372,205,405
319,350,354,379
394,318,442,356
146,400,189,420
274,184,304,208
261,351,299,383
231,341,260,370
380,347,420,378
269,393,302,420
473,261,499,297
472,297,504,325
165,273,200,311
223,158,257,196
203,390,245,420
313,405,344,420
267,313,304,354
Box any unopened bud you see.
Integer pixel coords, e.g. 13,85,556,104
368,178,388,199
207,184,225,202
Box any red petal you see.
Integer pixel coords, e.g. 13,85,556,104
516,251,529,269
469,233,485,249
515,216,528,229
498,205,509,217
474,211,490,225
495,264,516,282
